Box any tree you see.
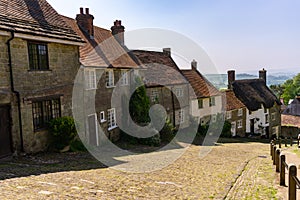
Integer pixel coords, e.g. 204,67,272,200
270,84,284,99
281,73,300,104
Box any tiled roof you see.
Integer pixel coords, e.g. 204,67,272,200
223,90,246,111
131,50,187,86
282,97,300,116
282,114,300,128
0,0,82,42
232,79,281,111
181,69,221,98
62,16,138,68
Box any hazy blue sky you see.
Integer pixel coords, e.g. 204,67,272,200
48,0,300,74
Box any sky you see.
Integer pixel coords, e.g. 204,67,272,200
48,0,300,74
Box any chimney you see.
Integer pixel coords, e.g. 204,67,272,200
163,48,171,56
259,68,267,84
76,7,94,37
111,20,125,45
191,59,197,70
227,70,235,89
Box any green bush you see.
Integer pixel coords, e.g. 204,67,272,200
139,133,161,147
70,139,87,152
48,116,77,150
160,119,175,142
221,120,232,138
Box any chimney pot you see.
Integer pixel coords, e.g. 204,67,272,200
76,7,94,37
163,48,171,56
80,7,84,14
86,8,89,15
111,20,125,45
259,68,267,84
191,59,197,70
227,70,235,89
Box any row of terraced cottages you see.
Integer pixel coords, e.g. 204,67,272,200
0,0,281,156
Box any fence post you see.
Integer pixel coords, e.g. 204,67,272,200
290,137,293,146
280,154,286,186
285,137,288,147
289,164,297,200
276,149,280,172
273,146,276,165
298,139,299,147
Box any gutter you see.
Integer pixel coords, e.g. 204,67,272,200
6,30,24,152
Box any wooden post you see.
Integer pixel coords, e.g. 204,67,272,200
279,138,282,148
285,137,288,147
280,154,286,186
270,141,273,156
289,164,297,200
273,146,276,165
297,138,299,147
290,137,293,146
276,149,280,172
272,144,275,161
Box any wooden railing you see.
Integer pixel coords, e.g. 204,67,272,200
271,140,300,200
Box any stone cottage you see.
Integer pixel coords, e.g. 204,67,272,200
0,0,84,156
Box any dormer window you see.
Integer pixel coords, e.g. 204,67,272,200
28,42,49,70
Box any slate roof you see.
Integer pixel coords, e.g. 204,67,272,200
281,114,300,128
282,97,300,116
232,79,281,111
223,90,246,111
181,69,221,98
0,0,82,42
62,16,138,68
131,50,188,87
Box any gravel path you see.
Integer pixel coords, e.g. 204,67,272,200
0,140,279,199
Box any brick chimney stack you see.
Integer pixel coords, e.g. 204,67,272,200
191,59,197,70
111,20,125,45
227,70,235,89
259,68,267,84
76,7,94,37
163,48,171,56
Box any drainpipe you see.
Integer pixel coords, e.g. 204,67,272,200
7,30,24,152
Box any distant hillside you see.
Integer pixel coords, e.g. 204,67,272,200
204,73,294,90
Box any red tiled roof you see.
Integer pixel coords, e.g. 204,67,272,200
181,69,221,98
62,16,138,68
131,50,187,86
0,0,82,42
282,114,300,128
223,90,246,111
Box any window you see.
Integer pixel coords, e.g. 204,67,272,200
107,108,117,130
198,99,203,109
175,88,183,97
32,98,61,130
271,113,276,121
237,120,243,128
106,70,114,87
178,109,185,124
238,108,243,116
100,111,106,123
212,114,217,123
209,97,215,107
120,70,129,86
226,111,232,119
28,42,49,70
151,89,159,103
265,114,269,124
85,69,96,89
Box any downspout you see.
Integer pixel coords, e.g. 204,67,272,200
7,30,24,152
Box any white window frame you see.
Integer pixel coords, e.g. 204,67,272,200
198,99,203,109
209,97,216,107
85,69,96,89
265,114,269,124
212,114,217,123
226,111,232,119
120,70,129,86
175,88,183,98
179,109,185,124
237,119,243,128
107,108,117,130
100,111,106,123
271,113,276,121
238,108,243,116
151,88,159,102
106,69,115,88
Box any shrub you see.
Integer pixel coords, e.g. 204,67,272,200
221,120,232,138
160,119,176,142
48,116,77,150
70,139,87,152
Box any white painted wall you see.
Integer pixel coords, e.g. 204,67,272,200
246,105,269,134
190,95,223,120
